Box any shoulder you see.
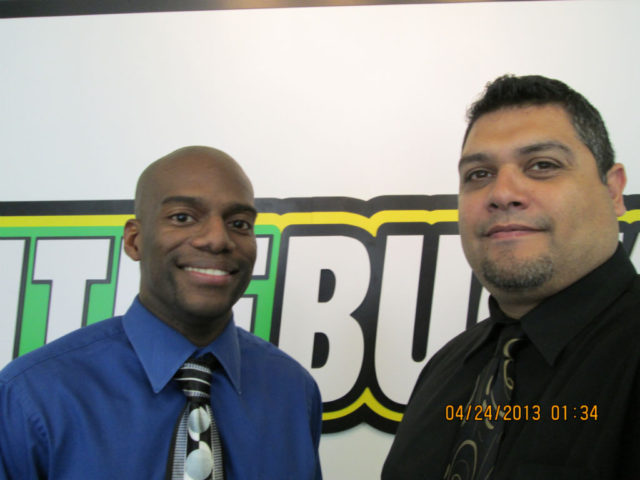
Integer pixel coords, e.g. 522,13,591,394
624,274,640,304
607,275,640,356
412,319,492,387
235,327,310,370
429,319,492,365
0,317,125,384
598,274,640,339
235,327,318,388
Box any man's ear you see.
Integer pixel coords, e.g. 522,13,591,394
606,163,627,217
123,219,142,261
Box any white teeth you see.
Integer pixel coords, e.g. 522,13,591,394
184,267,228,276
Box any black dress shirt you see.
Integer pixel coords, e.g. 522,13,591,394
383,244,640,479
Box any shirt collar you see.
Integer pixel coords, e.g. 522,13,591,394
489,243,636,366
461,296,518,363
122,297,243,394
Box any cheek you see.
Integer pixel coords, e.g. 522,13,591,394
457,217,478,262
547,188,593,231
237,237,257,261
140,238,181,278
457,201,476,237
152,230,189,255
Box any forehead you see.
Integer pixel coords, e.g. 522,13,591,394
148,154,254,207
462,104,580,156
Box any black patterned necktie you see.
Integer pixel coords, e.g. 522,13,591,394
166,354,224,480
444,323,526,480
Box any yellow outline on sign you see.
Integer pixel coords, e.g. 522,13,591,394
0,215,133,228
619,209,640,223
322,388,404,423
256,210,458,235
2,209,637,230
0,210,460,232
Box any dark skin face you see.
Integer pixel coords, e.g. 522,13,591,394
123,147,257,345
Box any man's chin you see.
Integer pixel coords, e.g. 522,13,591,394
190,306,233,321
176,297,235,322
481,255,554,291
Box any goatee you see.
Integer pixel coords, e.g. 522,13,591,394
481,254,553,291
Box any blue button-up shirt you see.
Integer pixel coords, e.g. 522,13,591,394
0,298,322,479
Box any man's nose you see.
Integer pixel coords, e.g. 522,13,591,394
488,167,529,211
190,216,235,252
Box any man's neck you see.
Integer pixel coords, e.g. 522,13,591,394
171,316,231,347
493,297,539,319
491,285,553,319
138,296,231,346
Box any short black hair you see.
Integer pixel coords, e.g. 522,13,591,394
464,74,614,182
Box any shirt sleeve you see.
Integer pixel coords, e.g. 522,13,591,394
308,377,323,480
0,377,46,479
619,361,640,479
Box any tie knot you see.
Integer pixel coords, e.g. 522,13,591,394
496,323,526,359
175,355,214,403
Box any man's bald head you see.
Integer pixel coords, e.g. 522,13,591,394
134,146,254,221
123,145,257,344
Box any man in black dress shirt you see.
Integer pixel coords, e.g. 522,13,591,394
383,75,640,479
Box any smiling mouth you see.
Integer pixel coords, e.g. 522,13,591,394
183,266,233,276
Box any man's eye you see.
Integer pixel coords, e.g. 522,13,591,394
464,169,491,182
529,160,558,171
230,219,253,231
170,213,194,223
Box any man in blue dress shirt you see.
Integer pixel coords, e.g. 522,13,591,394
0,146,323,479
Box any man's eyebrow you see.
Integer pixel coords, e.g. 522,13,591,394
160,196,257,217
516,141,572,157
225,203,258,218
458,141,573,171
458,152,489,171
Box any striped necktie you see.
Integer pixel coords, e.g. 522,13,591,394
166,354,224,480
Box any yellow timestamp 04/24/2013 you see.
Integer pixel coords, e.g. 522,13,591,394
444,403,598,422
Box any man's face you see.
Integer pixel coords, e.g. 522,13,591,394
458,105,626,312
125,153,257,334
